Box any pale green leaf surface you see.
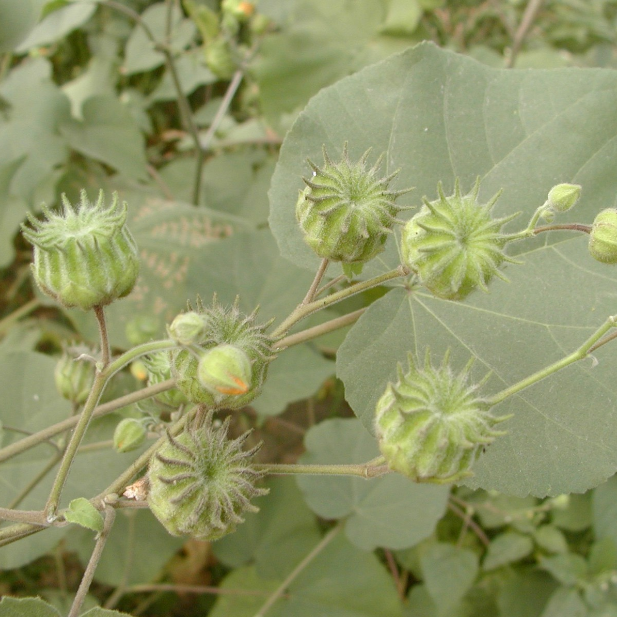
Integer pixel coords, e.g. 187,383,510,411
15,3,96,51
0,0,39,52
62,56,117,119
540,588,588,617
123,3,196,74
253,344,333,417
473,494,537,529
0,158,28,267
81,609,134,617
539,553,588,586
67,192,248,348
592,475,617,545
534,525,569,554
497,569,558,617
420,543,478,614
0,597,61,617
59,95,148,181
553,493,593,531
212,477,321,580
483,532,534,571
297,418,449,550
148,51,216,102
588,538,617,575
404,585,439,617
64,497,104,533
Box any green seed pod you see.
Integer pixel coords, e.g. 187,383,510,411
21,190,139,311
197,344,252,399
54,344,95,405
148,411,267,541
296,143,412,265
401,179,518,301
374,351,509,484
113,418,147,453
168,311,207,346
142,352,188,408
547,183,582,213
204,37,236,80
171,297,275,409
589,208,617,264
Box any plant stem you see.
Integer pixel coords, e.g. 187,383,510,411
0,379,176,463
106,339,177,376
94,305,110,366
68,506,116,617
275,308,366,350
507,0,545,68
302,258,329,304
0,298,40,336
272,265,409,338
253,459,389,479
8,453,62,509
487,314,617,406
253,524,342,617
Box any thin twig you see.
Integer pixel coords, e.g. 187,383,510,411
447,501,490,548
302,259,329,305
507,0,544,68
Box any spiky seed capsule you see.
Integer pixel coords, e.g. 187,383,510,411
54,344,95,405
21,190,139,311
198,344,252,398
296,143,412,267
589,208,617,264
114,418,147,453
142,352,188,408
547,183,581,213
374,352,509,484
171,297,276,409
401,179,518,301
168,311,208,346
148,411,268,540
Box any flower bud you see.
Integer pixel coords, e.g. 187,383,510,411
142,352,188,408
172,297,275,409
113,418,147,453
54,345,95,405
401,179,519,301
547,183,581,213
148,411,267,541
21,190,139,311
198,344,252,397
374,351,509,484
168,311,207,346
296,143,412,266
589,208,617,264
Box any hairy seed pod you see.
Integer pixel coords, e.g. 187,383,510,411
401,179,518,301
114,418,147,453
171,297,276,409
21,190,139,311
54,344,96,405
296,143,412,267
375,351,509,484
148,411,268,540
142,352,188,409
547,183,581,213
589,208,617,264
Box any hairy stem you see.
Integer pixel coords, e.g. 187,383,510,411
302,258,330,304
254,459,389,479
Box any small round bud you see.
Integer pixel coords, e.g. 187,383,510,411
589,208,617,264
142,352,188,408
21,190,139,311
401,179,519,301
197,344,252,397
148,411,267,540
204,37,236,79
113,418,147,453
126,315,160,346
54,345,95,405
547,183,581,213
172,297,275,409
296,143,412,266
168,311,207,346
375,352,509,484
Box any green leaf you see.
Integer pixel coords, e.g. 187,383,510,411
534,525,569,554
212,477,321,580
420,543,479,614
473,494,538,529
553,493,593,531
81,607,134,616
592,475,617,545
276,43,617,497
483,532,534,571
587,538,617,576
539,553,588,586
380,0,422,36
0,0,39,52
297,418,449,550
59,95,148,181
497,568,558,617
64,497,104,533
404,585,439,617
15,2,96,51
0,597,61,617
540,588,587,617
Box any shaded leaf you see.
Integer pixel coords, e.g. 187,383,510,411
64,497,104,533
483,532,534,571
0,597,61,617
539,553,588,586
540,588,588,617
497,569,558,617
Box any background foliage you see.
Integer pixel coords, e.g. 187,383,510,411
2,0,617,615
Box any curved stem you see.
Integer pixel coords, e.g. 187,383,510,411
106,339,177,377
302,258,329,304
253,458,389,479
507,0,545,68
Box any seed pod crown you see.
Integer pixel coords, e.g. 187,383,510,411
21,190,139,311
401,179,518,301
296,143,412,268
171,296,276,408
148,410,267,540
374,351,509,484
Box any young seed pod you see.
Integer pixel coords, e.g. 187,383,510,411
589,208,617,264
171,297,276,409
547,183,582,213
54,344,95,405
148,411,268,541
374,352,509,484
401,179,519,301
168,311,208,346
296,143,412,266
113,418,147,453
21,190,139,311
